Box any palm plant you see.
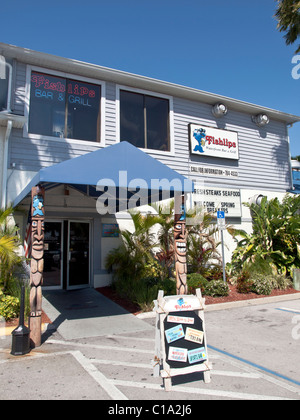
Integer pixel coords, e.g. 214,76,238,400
105,210,159,283
0,207,21,291
275,0,300,53
150,200,175,278
228,194,300,276
187,211,222,276
151,202,222,278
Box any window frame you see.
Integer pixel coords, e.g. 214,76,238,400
116,85,174,155
24,65,106,146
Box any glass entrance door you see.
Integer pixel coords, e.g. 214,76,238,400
43,221,62,288
68,221,90,288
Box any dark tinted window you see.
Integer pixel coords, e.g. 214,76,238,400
29,73,66,138
29,72,101,142
120,91,144,148
120,90,170,151
0,59,9,111
145,95,169,151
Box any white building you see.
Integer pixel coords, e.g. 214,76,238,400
0,42,299,290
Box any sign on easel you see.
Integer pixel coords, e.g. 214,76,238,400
153,289,212,391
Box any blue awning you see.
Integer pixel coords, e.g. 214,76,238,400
14,141,194,212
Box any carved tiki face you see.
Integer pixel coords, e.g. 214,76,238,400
30,188,45,287
174,217,187,262
31,218,45,260
30,218,44,287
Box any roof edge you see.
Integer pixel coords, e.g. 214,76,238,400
1,42,300,125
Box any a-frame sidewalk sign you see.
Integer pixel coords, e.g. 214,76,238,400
153,288,212,391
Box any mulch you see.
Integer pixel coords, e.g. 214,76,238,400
4,311,52,328
204,284,300,305
96,284,300,315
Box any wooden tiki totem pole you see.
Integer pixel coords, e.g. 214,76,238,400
174,195,188,295
30,185,45,347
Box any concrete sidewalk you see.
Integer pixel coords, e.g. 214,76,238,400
42,288,153,340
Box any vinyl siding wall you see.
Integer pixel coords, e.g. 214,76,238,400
8,60,291,192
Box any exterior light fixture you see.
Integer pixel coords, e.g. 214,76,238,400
252,114,269,127
248,194,265,206
212,103,228,118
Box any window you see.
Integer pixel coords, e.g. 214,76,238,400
28,72,101,142
120,90,170,152
0,58,9,111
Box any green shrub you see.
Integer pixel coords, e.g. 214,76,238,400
113,276,176,312
187,273,208,294
204,280,229,297
251,275,273,295
270,274,293,290
5,278,30,317
133,277,176,311
0,291,19,320
245,255,274,277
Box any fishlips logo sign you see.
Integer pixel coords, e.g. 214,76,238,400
189,124,239,160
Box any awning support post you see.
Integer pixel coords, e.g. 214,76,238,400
174,194,188,295
29,185,45,348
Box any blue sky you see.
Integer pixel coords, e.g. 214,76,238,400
1,0,299,156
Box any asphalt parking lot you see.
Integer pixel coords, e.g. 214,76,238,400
0,290,300,402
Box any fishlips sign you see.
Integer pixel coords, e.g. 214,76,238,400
189,124,239,160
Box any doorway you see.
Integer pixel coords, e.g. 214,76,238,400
43,220,90,290
43,221,62,288
67,221,90,289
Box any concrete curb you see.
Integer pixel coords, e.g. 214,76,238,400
136,292,300,318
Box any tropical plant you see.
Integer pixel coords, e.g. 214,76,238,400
228,194,300,276
275,0,300,53
0,206,22,291
129,276,175,311
105,210,161,283
105,203,226,309
186,211,222,276
151,200,175,278
0,290,19,320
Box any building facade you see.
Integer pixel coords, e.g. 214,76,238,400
0,42,299,290
291,159,300,193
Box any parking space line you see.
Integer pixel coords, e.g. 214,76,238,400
109,378,294,400
92,358,259,378
208,344,300,390
45,338,300,399
71,350,128,401
105,334,154,343
47,339,153,354
275,307,300,314
93,358,151,369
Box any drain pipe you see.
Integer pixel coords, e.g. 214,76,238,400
1,119,12,209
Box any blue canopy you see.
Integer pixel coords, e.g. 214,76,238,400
14,141,194,212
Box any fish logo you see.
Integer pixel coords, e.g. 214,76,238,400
193,128,206,153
